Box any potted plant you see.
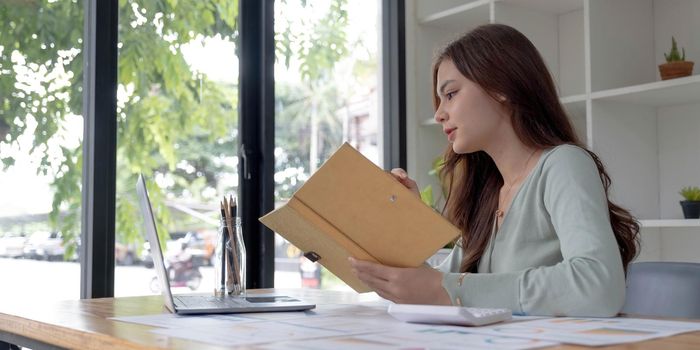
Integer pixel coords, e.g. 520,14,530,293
420,156,446,212
420,156,456,265
659,37,694,80
679,186,700,219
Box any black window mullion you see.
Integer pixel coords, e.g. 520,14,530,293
382,0,407,170
239,0,276,289
80,0,118,299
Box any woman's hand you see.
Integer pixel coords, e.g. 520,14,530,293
389,168,420,198
349,257,452,305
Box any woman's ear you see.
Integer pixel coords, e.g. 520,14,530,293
495,94,507,102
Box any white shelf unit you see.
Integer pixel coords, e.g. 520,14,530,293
405,0,700,263
591,75,700,106
641,219,700,228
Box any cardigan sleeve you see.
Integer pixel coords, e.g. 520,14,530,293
438,146,627,317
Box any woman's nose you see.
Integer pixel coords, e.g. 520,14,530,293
434,108,447,124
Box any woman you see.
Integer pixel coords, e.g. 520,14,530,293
349,24,639,317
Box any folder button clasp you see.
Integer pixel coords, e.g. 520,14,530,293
389,194,397,203
304,251,321,262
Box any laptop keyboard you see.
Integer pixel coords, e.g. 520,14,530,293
175,295,247,308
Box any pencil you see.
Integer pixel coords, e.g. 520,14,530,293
223,197,236,292
231,197,241,288
224,195,241,292
219,202,227,294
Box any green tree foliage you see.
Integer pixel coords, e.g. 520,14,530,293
274,0,378,199
1,0,239,256
274,80,344,200
0,0,357,259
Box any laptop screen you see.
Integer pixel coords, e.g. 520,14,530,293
136,174,176,312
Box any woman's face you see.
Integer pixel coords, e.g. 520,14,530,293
434,59,509,154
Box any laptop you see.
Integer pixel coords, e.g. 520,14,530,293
136,174,316,314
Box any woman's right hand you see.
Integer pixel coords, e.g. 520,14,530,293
389,168,421,198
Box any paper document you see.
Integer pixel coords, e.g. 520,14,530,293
143,306,558,349
150,313,408,347
464,317,700,346
110,313,249,329
260,326,558,350
109,304,386,327
151,317,345,347
260,143,460,292
111,305,700,348
112,304,558,349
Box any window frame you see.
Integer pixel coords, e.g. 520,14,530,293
79,0,406,295
80,0,118,299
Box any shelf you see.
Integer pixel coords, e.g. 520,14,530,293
590,74,700,107
497,0,583,15
418,0,491,30
640,219,700,228
560,94,586,105
418,0,584,28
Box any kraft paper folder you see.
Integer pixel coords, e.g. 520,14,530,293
259,143,460,293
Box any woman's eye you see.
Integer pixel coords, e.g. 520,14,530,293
446,91,456,100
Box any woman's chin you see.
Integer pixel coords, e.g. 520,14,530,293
452,142,475,155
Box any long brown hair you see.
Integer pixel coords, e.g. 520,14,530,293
433,24,639,273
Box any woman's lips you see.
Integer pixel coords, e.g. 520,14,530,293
444,128,456,141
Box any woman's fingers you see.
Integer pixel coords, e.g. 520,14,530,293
349,257,451,305
389,168,420,197
390,168,413,186
349,257,392,280
390,168,409,180
349,258,398,301
354,269,391,293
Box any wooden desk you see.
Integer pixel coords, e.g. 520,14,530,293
0,289,699,350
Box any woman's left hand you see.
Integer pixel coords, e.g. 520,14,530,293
349,257,452,305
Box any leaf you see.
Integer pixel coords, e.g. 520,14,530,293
428,155,444,176
420,185,434,208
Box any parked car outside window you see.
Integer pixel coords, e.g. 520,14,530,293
23,231,65,261
0,233,27,258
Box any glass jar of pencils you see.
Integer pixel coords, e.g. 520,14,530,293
214,216,246,297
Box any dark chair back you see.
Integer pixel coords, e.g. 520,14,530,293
622,262,700,319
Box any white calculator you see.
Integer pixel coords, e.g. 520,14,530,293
388,304,512,327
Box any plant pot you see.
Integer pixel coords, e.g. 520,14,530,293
680,200,700,219
658,61,694,80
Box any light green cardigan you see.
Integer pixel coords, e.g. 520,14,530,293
436,144,626,317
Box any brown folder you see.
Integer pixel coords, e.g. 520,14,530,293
259,143,460,293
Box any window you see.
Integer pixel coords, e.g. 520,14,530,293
114,1,239,296
273,0,381,290
1,0,398,300
0,0,84,301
